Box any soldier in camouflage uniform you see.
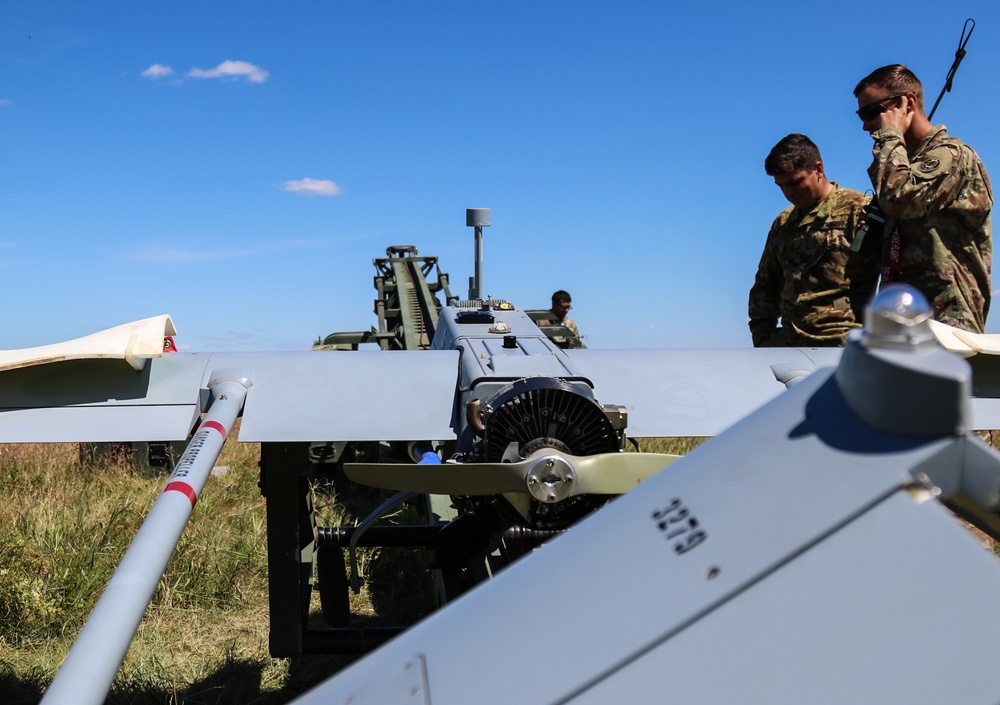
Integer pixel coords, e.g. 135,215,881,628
537,290,584,348
749,134,879,347
854,64,993,333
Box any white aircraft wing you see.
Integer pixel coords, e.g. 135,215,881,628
202,350,460,442
5,318,1000,443
0,350,461,443
568,347,842,436
567,317,1000,435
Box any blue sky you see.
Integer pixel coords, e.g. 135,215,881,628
2,2,999,352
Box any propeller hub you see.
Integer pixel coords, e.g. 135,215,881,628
525,454,576,503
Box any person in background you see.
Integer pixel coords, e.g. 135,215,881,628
749,134,878,346
537,290,584,348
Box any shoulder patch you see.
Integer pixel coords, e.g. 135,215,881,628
914,148,954,179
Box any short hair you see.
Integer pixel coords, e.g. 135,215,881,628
764,134,822,176
551,290,571,304
854,64,925,111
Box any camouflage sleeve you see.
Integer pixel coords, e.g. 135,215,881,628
748,218,783,345
867,127,965,219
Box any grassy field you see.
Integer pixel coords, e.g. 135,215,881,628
0,435,699,704
0,439,302,704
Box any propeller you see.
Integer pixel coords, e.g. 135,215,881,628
345,451,681,502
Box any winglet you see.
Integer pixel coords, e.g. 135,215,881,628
0,315,177,372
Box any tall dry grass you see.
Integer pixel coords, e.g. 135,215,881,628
0,437,328,704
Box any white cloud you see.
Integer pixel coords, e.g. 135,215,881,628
142,64,175,79
279,178,343,197
187,60,269,84
0,99,11,107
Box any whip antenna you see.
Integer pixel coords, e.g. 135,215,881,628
927,18,975,121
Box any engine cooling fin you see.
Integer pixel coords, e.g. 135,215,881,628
483,377,619,462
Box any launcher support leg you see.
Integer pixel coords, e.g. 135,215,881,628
261,441,315,657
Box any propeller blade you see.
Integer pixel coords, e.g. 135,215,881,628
569,452,680,495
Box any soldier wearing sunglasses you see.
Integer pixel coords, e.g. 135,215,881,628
854,64,992,333
749,134,878,347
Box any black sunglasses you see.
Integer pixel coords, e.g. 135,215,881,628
856,94,907,121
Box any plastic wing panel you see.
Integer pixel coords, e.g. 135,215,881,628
568,347,842,437
204,350,461,442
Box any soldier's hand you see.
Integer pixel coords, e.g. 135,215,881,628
875,95,911,133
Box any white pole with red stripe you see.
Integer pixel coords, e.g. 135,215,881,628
42,371,252,705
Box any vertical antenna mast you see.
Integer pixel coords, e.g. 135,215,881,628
466,208,490,300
